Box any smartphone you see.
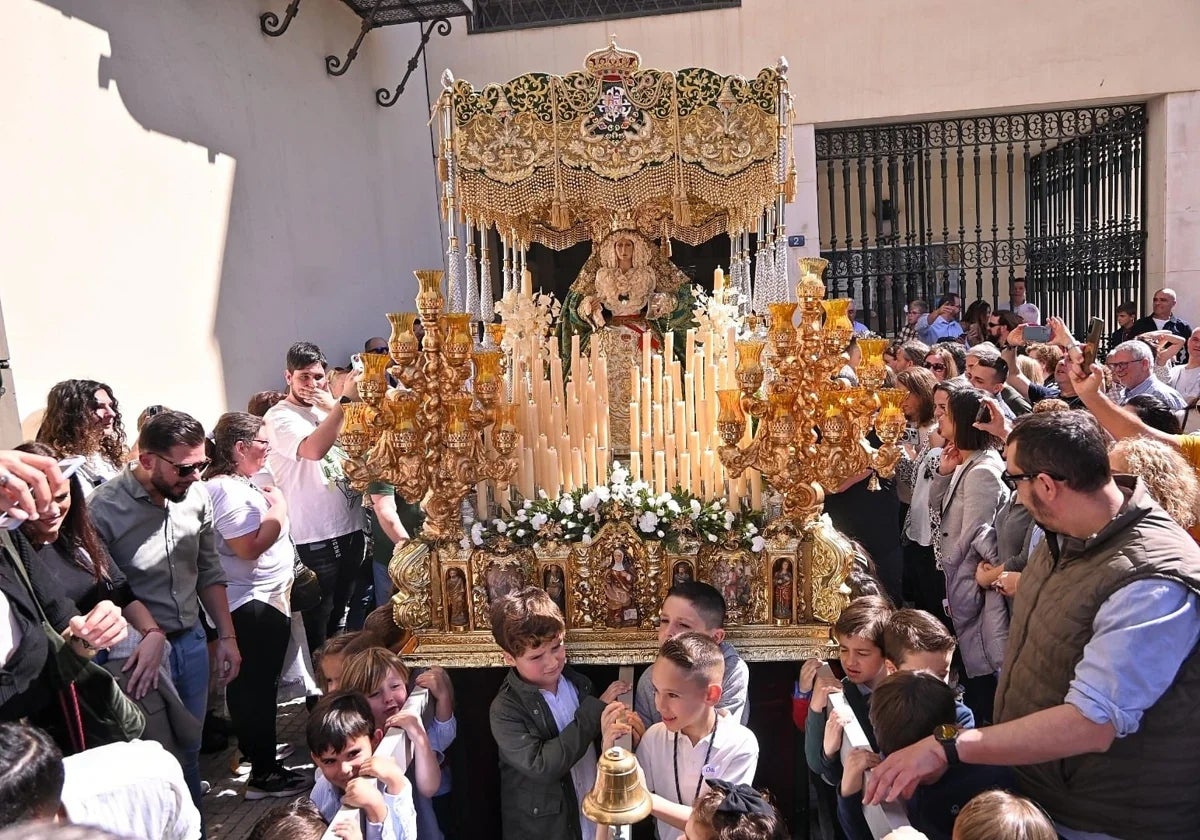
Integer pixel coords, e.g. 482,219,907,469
1082,317,1104,368
350,353,365,374
0,455,86,530
975,402,993,425
900,425,920,447
1024,325,1051,343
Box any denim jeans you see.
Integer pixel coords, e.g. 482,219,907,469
373,560,394,607
168,621,208,810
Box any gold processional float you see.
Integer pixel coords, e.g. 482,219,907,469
339,40,905,668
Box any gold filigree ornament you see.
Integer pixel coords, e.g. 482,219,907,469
437,38,792,251
718,257,901,536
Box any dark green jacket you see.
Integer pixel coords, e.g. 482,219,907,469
489,666,606,840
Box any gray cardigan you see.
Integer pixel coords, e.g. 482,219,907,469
931,449,1011,677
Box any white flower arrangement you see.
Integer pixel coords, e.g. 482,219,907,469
494,288,562,362
691,284,746,357
466,463,765,552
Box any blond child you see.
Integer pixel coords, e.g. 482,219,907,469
952,790,1056,840
339,647,455,840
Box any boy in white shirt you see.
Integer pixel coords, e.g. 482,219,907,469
307,691,416,840
604,633,759,840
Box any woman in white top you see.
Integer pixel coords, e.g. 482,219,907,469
35,380,126,494
203,412,306,801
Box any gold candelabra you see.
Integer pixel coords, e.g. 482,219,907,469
340,269,519,545
717,258,906,533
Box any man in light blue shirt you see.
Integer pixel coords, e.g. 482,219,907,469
862,410,1200,840
1108,339,1187,411
916,293,963,345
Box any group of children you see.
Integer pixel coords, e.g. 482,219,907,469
795,595,1053,840
247,577,1053,840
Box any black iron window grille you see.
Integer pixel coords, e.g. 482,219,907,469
815,105,1147,339
471,0,740,33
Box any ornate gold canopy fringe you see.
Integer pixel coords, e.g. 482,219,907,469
435,38,794,249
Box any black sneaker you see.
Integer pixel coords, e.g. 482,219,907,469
230,744,296,775
244,767,310,801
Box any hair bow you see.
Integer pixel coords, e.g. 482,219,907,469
706,778,773,818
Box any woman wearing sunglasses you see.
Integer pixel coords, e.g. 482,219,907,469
924,347,959,382
929,383,1010,725
202,413,305,800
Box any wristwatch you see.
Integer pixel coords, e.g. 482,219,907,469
933,723,960,765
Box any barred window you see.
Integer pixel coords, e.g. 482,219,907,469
471,0,741,33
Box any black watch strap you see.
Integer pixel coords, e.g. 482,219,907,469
934,724,960,765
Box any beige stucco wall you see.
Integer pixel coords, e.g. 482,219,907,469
0,1,444,444
426,0,1200,125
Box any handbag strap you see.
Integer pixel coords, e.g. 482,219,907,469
0,529,53,627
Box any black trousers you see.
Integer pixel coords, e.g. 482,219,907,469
296,530,368,651
226,600,291,776
903,541,952,630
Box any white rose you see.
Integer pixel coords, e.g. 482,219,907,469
531,512,549,530
690,499,703,519
559,497,576,515
470,522,485,546
751,535,766,553
580,492,599,513
724,511,736,528
638,511,660,533
666,499,681,515
494,520,509,534
595,485,612,502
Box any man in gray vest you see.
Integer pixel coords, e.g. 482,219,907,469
864,411,1200,839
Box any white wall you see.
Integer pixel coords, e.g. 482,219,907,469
0,0,444,443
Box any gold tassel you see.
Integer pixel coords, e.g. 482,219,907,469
550,196,571,230
438,154,448,182
785,163,797,203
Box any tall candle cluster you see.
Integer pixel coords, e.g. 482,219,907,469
626,270,763,510
498,269,764,512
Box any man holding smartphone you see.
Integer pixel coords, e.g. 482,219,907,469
917,293,963,345
264,342,365,653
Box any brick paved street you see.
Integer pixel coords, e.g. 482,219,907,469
200,699,312,840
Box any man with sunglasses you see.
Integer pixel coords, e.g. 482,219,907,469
89,410,240,811
866,410,1200,838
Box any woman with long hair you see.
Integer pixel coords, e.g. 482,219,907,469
894,368,948,624
202,412,304,799
13,442,192,761
36,380,127,494
924,346,959,382
961,299,991,346
929,384,1010,723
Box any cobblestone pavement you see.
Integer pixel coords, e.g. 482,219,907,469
200,699,312,840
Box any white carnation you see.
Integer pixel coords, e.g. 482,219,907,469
559,497,576,515
470,522,485,546
751,535,766,553
638,511,660,533
531,512,549,530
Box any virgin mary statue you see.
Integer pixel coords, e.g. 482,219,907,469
560,227,695,455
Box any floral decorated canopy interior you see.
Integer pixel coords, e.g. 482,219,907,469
437,38,795,250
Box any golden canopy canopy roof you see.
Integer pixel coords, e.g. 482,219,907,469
435,38,794,249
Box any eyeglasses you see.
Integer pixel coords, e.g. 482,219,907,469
926,362,946,371
1001,470,1064,490
1107,360,1142,372
245,438,271,448
152,453,211,477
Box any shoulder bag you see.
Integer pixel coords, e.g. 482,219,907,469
0,531,145,752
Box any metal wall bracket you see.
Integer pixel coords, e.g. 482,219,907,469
260,0,302,36
325,11,379,76
376,17,451,107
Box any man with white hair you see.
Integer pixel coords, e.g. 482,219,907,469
1131,288,1192,361
1107,340,1187,411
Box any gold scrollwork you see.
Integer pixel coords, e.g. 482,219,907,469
388,540,433,631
